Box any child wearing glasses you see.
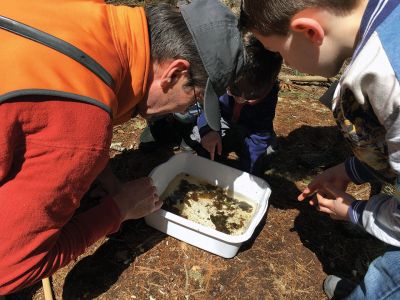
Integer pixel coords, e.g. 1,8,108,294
191,33,282,175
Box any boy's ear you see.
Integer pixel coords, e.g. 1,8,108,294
290,17,324,46
160,59,190,90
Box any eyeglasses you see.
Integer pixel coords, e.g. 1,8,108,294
192,85,202,105
189,86,203,115
174,87,202,123
226,88,268,104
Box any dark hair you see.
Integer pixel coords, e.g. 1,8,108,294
239,0,361,36
229,33,282,100
145,3,207,89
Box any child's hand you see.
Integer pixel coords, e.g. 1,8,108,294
201,131,222,160
312,187,356,221
298,162,351,201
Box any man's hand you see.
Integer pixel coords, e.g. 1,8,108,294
298,162,351,201
113,177,162,221
313,187,356,221
90,163,122,198
201,131,222,160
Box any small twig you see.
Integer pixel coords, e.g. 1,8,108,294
189,289,206,296
279,81,317,94
42,277,54,300
279,75,332,83
184,264,190,296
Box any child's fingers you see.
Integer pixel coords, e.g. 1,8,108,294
316,192,329,202
298,187,316,201
217,139,222,155
316,205,334,215
324,186,342,197
323,187,358,208
308,180,322,191
300,176,336,200
297,187,310,201
315,193,334,210
209,146,215,161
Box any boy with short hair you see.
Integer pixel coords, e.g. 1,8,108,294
240,0,400,299
194,33,282,175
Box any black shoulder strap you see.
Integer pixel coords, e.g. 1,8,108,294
0,15,115,90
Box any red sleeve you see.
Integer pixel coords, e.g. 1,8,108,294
44,195,122,271
0,100,122,295
60,196,121,254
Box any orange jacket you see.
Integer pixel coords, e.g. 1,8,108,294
0,1,151,294
0,0,150,124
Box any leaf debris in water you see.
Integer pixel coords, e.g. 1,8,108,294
161,173,256,235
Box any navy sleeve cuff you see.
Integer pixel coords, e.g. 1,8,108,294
197,111,207,128
345,156,379,184
197,112,214,137
198,125,213,138
348,200,367,226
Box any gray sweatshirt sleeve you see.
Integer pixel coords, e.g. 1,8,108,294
349,195,400,247
341,32,400,246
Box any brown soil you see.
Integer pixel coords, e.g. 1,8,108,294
8,67,387,300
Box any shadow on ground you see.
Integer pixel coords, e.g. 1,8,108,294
259,124,387,283
61,147,175,299
62,220,165,300
7,284,41,300
8,124,387,299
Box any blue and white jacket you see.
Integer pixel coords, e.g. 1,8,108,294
331,0,400,246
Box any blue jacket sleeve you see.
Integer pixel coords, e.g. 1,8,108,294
345,156,384,184
197,112,213,138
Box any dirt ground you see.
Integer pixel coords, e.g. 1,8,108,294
8,67,387,300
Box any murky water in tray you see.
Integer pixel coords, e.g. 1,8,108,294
161,173,257,235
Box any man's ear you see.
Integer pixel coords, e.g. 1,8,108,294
290,17,324,46
160,59,190,90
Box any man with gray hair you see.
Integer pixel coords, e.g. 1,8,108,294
0,0,242,294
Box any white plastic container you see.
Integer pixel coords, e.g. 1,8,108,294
144,152,271,258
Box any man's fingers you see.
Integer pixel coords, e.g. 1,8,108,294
154,199,163,211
